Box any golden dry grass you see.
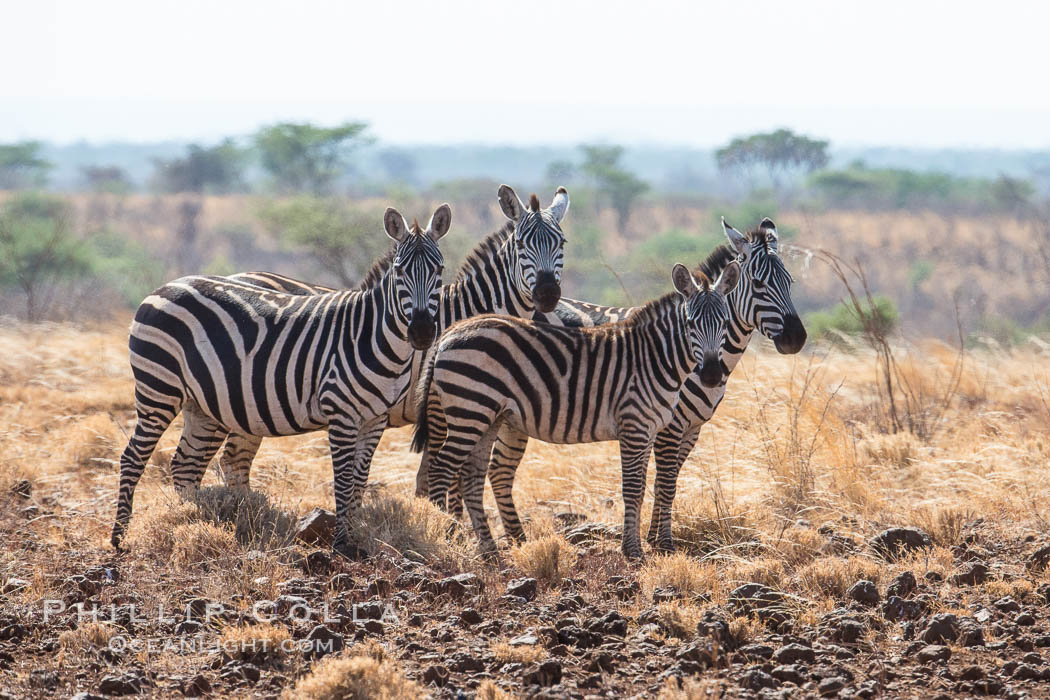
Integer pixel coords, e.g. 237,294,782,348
3,317,1050,646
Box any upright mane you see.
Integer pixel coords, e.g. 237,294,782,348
454,221,515,282
621,293,682,328
696,245,737,283
356,245,398,291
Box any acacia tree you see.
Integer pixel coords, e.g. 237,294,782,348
716,128,829,189
0,141,52,189
579,144,649,233
0,194,91,320
151,139,246,194
254,121,371,194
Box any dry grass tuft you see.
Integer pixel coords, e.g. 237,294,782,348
349,492,468,564
169,521,239,569
218,623,291,665
192,486,297,550
284,647,422,700
510,535,578,584
475,680,513,700
794,556,882,599
650,602,704,639
58,622,117,653
639,553,721,602
657,676,729,699
489,640,546,664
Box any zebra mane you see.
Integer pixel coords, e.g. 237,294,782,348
619,293,683,328
454,221,516,282
356,244,398,291
695,245,737,283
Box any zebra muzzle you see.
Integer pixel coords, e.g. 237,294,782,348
407,313,437,350
699,354,723,388
533,272,561,313
773,314,807,354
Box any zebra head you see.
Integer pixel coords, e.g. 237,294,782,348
498,184,569,314
721,217,807,355
383,204,451,350
672,260,740,388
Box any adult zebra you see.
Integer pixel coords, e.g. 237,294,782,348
110,205,452,555
428,217,807,552
167,185,570,503
413,260,741,559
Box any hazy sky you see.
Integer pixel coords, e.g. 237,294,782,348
4,0,1049,148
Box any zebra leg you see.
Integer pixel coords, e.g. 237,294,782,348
460,422,504,558
326,419,364,559
648,421,702,552
489,425,529,543
414,449,429,498
216,432,263,490
111,403,180,550
346,416,388,511
169,404,226,497
618,430,655,561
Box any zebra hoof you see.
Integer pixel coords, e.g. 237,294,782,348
652,539,676,554
110,527,125,551
621,544,645,562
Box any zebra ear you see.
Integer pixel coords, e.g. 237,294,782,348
759,217,779,251
716,260,741,295
721,217,750,259
384,208,410,242
427,203,452,242
497,184,525,222
672,263,697,297
548,186,570,223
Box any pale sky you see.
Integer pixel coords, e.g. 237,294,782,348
3,0,1049,147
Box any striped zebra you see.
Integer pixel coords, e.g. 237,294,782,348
412,260,741,559
428,217,806,552
110,205,453,555
163,185,570,508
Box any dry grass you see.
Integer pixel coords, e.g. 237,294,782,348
489,640,546,664
284,646,422,700
218,622,292,665
509,535,578,584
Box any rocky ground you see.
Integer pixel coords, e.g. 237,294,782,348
5,484,1050,699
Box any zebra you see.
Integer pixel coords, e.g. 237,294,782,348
110,205,453,556
412,259,742,559
161,185,570,509
426,217,807,552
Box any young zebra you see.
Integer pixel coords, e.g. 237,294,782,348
110,205,452,555
427,218,806,552
413,260,741,559
163,185,569,504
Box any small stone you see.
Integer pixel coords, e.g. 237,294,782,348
915,644,950,663
1013,663,1043,681
771,664,807,685
181,674,211,697
818,677,847,696
743,669,778,691
422,664,449,687
509,632,538,646
871,528,932,560
959,665,985,681
506,577,538,602
1016,612,1036,626
459,608,483,626
294,508,337,546
951,562,989,585
305,624,344,658
886,571,917,598
328,573,355,592
1,578,29,595
1029,544,1050,571
922,614,959,644
365,578,393,598
523,660,562,687
846,580,880,607
99,672,148,695
995,596,1022,613
429,573,481,599
773,643,815,665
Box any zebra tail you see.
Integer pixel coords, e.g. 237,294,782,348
410,346,438,454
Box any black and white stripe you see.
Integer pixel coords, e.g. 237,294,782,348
412,261,740,559
110,205,452,554
165,185,570,506
435,217,806,551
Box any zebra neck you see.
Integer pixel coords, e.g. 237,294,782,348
438,242,532,328
630,304,696,389
357,277,414,360
722,316,757,375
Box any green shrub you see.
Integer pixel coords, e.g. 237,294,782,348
807,295,899,341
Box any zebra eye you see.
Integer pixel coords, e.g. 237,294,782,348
753,278,766,289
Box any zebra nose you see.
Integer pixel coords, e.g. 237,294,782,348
407,312,436,350
533,271,561,313
773,314,807,354
699,354,723,388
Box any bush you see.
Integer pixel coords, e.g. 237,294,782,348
807,295,899,341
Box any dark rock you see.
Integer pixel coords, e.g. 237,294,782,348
959,621,985,647
697,609,735,649
995,596,1021,613
588,611,628,637
738,644,775,660
743,669,778,691
523,660,562,687
922,614,960,644
1016,613,1036,626
586,652,616,673
30,670,60,690
834,619,866,644
871,527,931,559
652,587,682,603
352,601,383,620
429,573,481,599
1013,663,1043,681
1029,544,1050,571
10,479,31,498
423,664,449,687
329,573,355,592
915,644,950,663
174,620,202,635
564,522,619,544
305,624,344,658
459,608,483,626
846,580,880,607
301,549,331,575
448,652,484,673
818,677,847,696
506,577,538,602
181,674,211,697
959,665,985,681
99,672,149,695
294,508,337,546
951,562,989,585
924,570,944,583
771,664,807,685
886,571,917,598
71,694,107,700
882,595,927,622
557,625,601,649
676,642,715,667
773,643,815,665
